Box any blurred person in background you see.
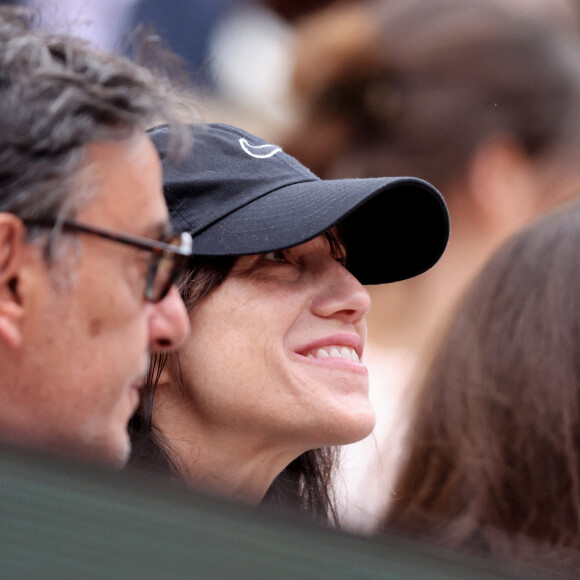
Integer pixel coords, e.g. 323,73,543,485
21,0,351,135
129,122,449,525
20,0,138,53
282,0,580,530
21,0,292,132
0,6,192,467
382,200,580,577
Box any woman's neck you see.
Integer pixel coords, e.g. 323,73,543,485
151,393,302,504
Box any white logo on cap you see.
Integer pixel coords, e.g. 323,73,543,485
239,138,282,159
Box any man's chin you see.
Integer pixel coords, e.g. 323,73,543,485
78,432,131,470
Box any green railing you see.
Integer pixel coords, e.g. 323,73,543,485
0,445,551,579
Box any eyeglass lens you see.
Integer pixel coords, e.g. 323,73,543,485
145,237,188,302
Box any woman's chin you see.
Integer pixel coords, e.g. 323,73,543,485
314,406,376,447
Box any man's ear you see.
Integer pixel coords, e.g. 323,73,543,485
0,213,26,349
467,134,540,235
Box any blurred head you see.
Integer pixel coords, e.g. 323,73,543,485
384,200,580,568
288,0,580,187
0,7,192,467
130,122,448,520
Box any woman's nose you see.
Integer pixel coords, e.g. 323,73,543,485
310,261,371,323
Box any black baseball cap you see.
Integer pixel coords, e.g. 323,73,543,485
149,123,449,285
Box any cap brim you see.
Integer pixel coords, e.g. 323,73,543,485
188,176,449,285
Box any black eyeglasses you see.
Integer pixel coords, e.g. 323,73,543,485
23,218,193,303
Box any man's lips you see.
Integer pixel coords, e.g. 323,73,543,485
131,358,150,394
129,372,147,396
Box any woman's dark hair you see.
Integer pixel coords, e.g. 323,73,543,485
381,200,580,573
130,232,345,526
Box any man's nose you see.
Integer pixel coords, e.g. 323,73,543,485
148,285,190,351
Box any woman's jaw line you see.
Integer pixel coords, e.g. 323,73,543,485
167,428,314,504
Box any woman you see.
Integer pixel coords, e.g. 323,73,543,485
129,122,449,525
282,0,580,530
383,200,580,573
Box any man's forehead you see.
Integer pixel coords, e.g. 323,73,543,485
76,134,167,232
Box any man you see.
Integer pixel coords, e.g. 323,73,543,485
0,7,192,467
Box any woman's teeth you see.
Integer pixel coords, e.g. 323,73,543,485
305,346,360,362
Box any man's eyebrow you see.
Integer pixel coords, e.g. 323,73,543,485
142,220,174,240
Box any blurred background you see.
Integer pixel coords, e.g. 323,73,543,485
17,0,336,136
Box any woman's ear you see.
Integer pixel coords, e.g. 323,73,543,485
0,214,25,349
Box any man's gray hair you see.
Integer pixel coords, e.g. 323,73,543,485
0,6,190,224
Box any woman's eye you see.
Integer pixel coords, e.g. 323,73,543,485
263,250,288,263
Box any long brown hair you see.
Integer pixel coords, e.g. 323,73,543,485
382,201,580,571
129,237,344,526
